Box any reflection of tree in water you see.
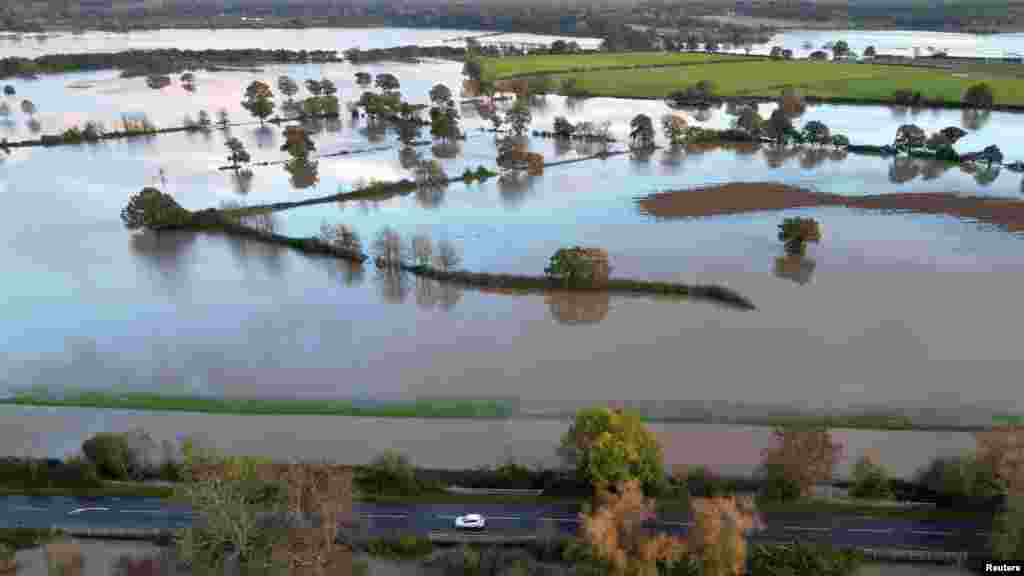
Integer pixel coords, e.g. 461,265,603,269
693,107,713,123
773,253,816,285
324,117,343,133
565,97,586,113
129,229,198,293
26,118,41,133
497,171,533,208
630,147,655,165
323,257,365,287
431,141,460,159
252,126,275,149
376,268,410,303
361,121,388,143
762,145,801,169
527,94,548,112
974,165,1001,187
415,183,446,209
398,146,422,170
827,147,848,163
230,168,254,195
553,136,574,157
888,156,921,184
285,157,320,189
920,159,951,181
238,211,279,234
659,145,685,169
545,291,611,325
962,109,991,131
889,105,909,119
302,116,325,135
574,139,605,157
225,234,285,277
459,102,478,119
799,146,829,170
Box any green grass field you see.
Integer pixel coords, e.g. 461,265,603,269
0,390,515,419
479,52,750,81
486,55,1024,105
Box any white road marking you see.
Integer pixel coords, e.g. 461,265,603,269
782,526,831,532
435,515,521,520
909,530,953,536
362,514,408,519
68,507,110,515
847,528,893,534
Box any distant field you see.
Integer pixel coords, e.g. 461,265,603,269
489,56,1024,105
479,52,750,81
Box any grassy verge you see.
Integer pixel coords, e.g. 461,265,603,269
479,52,751,81
656,498,993,522
1,390,515,419
0,482,175,499
0,528,64,551
492,58,1024,106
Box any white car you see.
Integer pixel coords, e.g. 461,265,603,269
454,513,486,531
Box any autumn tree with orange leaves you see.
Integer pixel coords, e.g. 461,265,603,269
579,478,691,576
976,425,1024,496
760,425,843,501
689,494,761,576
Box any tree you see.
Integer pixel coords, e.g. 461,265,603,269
372,227,405,267
3,85,14,96
559,406,664,493
225,137,251,169
241,80,275,126
120,187,190,231
319,222,362,253
690,495,760,576
319,78,337,96
217,108,230,129
19,99,35,115
992,496,1024,562
733,106,762,136
782,49,794,60
831,134,850,148
629,114,655,148
277,75,299,102
832,40,850,59
578,479,690,576
864,45,877,58
411,234,433,267
554,116,576,139
661,114,689,145
429,83,452,107
760,425,842,500
964,82,995,109
197,110,211,131
939,126,968,144
304,79,323,97
506,99,532,136
764,109,793,145
687,35,701,51
280,125,315,158
778,87,806,118
849,454,893,499
435,239,461,271
0,102,9,118
429,103,460,142
82,432,136,480
801,120,831,146
809,50,829,61
893,124,926,153
769,46,783,60
704,40,719,53
976,425,1024,496
462,58,482,81
545,246,610,287
374,73,400,93
778,216,822,256
354,71,372,85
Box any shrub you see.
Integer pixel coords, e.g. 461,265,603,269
120,187,191,231
748,542,863,576
82,432,135,480
365,535,433,559
359,451,420,496
849,456,893,500
60,127,84,143
760,424,840,501
45,540,84,576
759,461,804,502
685,466,730,498
991,496,1024,562
964,82,995,109
778,217,822,256
915,455,1005,510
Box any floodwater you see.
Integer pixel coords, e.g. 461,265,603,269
2,35,1024,449
0,406,977,479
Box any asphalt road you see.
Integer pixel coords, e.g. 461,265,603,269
0,495,992,552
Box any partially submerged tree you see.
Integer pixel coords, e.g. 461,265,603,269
281,125,316,158
764,109,794,145
242,80,275,126
319,222,363,253
225,137,251,169
372,227,405,267
733,106,762,137
506,98,532,137
778,216,822,256
19,99,36,115
963,82,995,109
629,114,655,149
893,123,926,154
411,234,434,267
428,83,453,107
544,246,611,288
374,72,400,93
354,72,372,85
434,239,461,271
661,114,689,146
802,120,831,147
120,187,191,231
559,406,664,493
277,75,299,102
554,116,576,139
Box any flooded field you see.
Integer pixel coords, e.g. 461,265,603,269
2,32,1024,438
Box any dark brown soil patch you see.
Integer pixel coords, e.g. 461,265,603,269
637,182,1024,233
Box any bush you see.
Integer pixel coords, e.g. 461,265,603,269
0,543,14,574
915,455,1005,511
849,456,893,500
748,542,863,576
964,82,995,109
366,535,433,559
544,246,611,287
684,466,730,498
359,451,421,496
82,432,135,480
759,461,804,502
778,217,822,256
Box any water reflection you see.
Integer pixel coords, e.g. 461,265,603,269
921,159,952,181
398,146,422,169
431,141,460,159
545,291,611,325
321,257,365,287
762,144,802,168
963,109,992,131
799,147,830,170
974,165,1001,187
414,277,465,310
376,267,410,303
360,121,388,143
252,126,275,150
26,118,41,133
415,183,446,209
230,169,254,195
773,253,817,285
497,171,534,208
129,230,198,293
225,235,286,277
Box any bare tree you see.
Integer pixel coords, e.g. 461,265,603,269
434,239,461,271
411,234,433,267
372,227,405,267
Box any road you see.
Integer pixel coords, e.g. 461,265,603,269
0,495,992,553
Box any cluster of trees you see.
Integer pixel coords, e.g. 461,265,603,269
342,45,467,64
0,48,340,80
